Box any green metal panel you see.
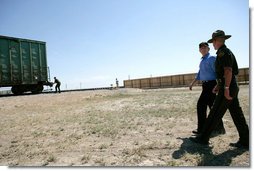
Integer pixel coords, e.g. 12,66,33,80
39,44,48,81
31,43,40,82
21,42,32,84
10,40,22,84
0,39,11,84
0,35,48,87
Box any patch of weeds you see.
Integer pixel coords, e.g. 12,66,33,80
32,131,45,138
68,133,83,141
182,153,202,166
104,93,133,100
122,147,146,158
122,148,131,155
50,131,60,137
98,143,108,150
42,161,49,166
9,144,18,148
47,154,56,163
131,147,147,157
58,127,64,131
139,141,157,150
94,158,106,166
101,127,119,138
166,160,180,166
11,140,18,144
88,123,119,138
153,109,171,118
8,161,19,166
81,155,90,164
133,140,139,145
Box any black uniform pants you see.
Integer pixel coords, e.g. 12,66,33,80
197,80,225,132
200,81,249,145
55,83,61,93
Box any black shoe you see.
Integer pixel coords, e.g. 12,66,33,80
217,129,226,135
211,129,226,137
189,136,209,145
229,141,249,149
192,130,200,134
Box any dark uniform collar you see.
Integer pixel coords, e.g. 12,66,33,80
216,44,227,54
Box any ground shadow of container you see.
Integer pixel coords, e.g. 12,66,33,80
172,137,248,166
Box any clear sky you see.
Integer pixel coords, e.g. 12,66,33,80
0,0,250,89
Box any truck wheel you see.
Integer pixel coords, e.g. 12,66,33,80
31,84,43,94
11,86,24,95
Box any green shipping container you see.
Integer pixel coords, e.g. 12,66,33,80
0,35,51,94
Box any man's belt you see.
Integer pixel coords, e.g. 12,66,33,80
202,80,216,83
216,79,223,84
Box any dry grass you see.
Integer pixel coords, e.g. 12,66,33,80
0,85,249,166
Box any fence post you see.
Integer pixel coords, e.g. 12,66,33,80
244,68,248,83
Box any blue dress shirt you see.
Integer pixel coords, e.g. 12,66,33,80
196,53,216,81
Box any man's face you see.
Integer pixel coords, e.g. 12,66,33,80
199,45,209,56
212,38,224,50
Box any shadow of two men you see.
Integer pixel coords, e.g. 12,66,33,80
172,137,248,166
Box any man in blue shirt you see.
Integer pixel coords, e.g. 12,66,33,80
189,42,225,135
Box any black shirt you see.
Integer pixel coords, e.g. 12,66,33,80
215,44,239,79
54,78,61,85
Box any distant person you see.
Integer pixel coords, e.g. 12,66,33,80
54,77,61,93
116,78,119,88
190,30,249,149
189,42,225,135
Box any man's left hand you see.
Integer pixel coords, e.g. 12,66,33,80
224,89,233,100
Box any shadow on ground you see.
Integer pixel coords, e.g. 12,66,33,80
172,137,248,166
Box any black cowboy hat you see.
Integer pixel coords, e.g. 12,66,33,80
207,30,231,43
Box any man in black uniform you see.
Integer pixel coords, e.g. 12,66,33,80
54,77,61,93
190,30,249,149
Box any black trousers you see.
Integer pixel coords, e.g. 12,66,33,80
197,80,225,132
200,80,249,145
55,83,61,93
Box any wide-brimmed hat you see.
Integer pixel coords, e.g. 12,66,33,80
207,30,231,43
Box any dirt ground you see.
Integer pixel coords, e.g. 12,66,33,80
0,85,250,166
